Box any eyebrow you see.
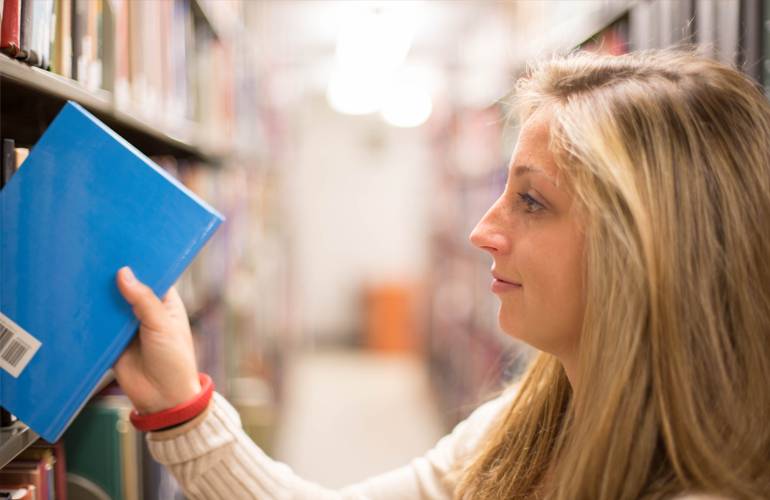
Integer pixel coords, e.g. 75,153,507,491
512,164,559,187
513,165,542,177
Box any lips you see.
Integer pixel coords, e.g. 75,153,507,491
492,271,521,286
490,269,522,294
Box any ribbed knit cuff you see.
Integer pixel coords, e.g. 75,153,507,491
144,391,343,499
146,391,241,465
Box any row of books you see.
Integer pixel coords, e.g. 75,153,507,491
0,440,63,500
0,0,55,69
1,392,185,500
0,0,239,153
0,0,102,84
628,0,761,79
0,2,276,497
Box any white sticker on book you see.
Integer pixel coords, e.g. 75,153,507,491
0,312,42,378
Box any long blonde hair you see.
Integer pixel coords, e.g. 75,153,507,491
455,47,770,499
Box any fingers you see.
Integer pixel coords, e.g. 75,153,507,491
116,266,168,331
162,285,182,307
114,336,140,376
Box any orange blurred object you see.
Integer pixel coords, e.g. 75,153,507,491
364,284,416,352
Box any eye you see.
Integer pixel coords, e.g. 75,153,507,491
516,192,544,214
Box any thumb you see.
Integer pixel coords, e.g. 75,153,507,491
116,266,167,331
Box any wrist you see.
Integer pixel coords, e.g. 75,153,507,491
137,377,203,415
130,373,214,432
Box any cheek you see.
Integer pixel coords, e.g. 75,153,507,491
499,231,584,356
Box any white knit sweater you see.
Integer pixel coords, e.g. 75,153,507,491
146,389,516,499
145,390,728,500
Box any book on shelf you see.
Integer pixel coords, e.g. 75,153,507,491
0,0,56,68
0,485,35,499
2,0,237,147
63,395,141,500
1,138,16,187
0,456,52,499
0,0,21,58
3,440,67,500
17,0,54,68
0,100,225,443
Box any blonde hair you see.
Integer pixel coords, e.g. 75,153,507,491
455,47,770,499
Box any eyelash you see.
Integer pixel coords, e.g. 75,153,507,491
516,192,544,214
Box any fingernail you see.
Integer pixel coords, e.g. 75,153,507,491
122,266,136,285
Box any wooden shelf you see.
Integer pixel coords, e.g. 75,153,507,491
0,370,116,470
0,53,227,163
0,422,39,469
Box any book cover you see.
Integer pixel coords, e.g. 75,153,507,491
0,100,224,443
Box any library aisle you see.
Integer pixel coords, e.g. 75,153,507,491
2,0,765,498
273,349,445,489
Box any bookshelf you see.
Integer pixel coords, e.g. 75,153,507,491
0,53,224,162
1,0,288,497
0,425,38,470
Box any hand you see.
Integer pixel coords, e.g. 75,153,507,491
113,266,202,414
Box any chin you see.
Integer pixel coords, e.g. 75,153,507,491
498,310,524,340
498,311,550,353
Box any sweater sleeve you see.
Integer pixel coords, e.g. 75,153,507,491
146,389,516,500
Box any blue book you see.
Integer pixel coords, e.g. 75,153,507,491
0,101,224,443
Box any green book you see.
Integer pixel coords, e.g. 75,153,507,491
63,396,142,500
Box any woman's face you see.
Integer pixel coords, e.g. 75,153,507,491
470,107,586,366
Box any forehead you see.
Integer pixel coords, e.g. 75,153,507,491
510,108,559,179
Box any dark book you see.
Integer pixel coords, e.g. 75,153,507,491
1,138,16,188
15,0,36,64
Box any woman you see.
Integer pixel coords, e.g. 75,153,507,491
113,47,770,499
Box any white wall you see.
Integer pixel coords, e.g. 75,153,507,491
283,95,432,345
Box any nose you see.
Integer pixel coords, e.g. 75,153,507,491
469,198,510,254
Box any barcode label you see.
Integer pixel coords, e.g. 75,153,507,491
0,312,41,378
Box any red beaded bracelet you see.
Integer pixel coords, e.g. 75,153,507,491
129,373,214,432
